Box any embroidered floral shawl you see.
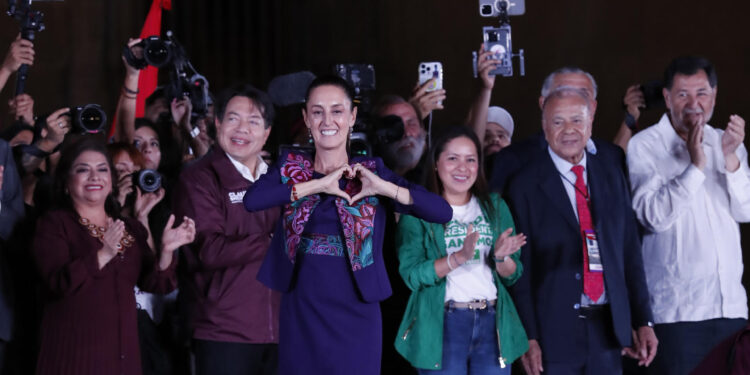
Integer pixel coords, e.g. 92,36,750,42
280,152,378,271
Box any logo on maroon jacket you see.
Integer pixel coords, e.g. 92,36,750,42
228,191,246,204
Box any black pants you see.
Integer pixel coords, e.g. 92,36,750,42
544,305,622,375
193,339,278,375
643,318,747,375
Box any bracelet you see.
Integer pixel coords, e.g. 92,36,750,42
394,185,400,202
123,85,139,95
121,89,138,100
291,185,299,202
446,253,455,271
190,126,201,139
494,255,510,263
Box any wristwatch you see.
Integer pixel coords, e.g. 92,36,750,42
624,112,638,132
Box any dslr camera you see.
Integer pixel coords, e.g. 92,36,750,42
132,169,162,193
124,32,211,120
123,36,175,69
70,104,107,134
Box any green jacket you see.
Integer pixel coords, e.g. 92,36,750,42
394,193,529,370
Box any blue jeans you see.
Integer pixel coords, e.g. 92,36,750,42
418,302,510,375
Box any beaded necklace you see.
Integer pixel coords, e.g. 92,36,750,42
78,217,136,255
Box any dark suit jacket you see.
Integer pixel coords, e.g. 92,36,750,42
489,132,547,196
0,139,24,342
506,142,652,362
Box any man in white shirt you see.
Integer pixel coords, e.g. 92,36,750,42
627,56,749,375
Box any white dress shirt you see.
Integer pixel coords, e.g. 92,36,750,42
226,154,268,182
627,113,750,324
548,147,607,305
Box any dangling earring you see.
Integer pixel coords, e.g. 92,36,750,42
308,128,314,144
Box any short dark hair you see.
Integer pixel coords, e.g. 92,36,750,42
425,126,494,218
663,56,717,90
53,136,121,218
215,84,275,128
305,75,355,110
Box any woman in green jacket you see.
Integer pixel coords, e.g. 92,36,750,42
395,126,528,374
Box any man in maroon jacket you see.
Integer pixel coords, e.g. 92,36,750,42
173,84,281,375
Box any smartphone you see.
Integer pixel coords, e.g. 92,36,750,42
483,26,513,77
418,62,443,92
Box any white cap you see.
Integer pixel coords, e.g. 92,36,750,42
487,106,514,137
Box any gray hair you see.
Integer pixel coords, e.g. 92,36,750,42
541,86,594,112
540,67,598,99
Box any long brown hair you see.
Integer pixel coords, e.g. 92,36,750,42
425,126,495,219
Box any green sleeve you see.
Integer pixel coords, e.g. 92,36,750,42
496,197,523,286
397,214,441,292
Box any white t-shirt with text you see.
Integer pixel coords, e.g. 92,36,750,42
444,196,497,303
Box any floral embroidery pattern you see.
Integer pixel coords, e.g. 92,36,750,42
301,233,345,257
280,153,378,271
335,160,378,270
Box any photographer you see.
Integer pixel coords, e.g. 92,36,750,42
108,142,178,375
373,95,428,184
466,44,515,167
115,37,212,164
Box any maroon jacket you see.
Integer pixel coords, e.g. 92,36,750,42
33,209,176,375
173,147,281,343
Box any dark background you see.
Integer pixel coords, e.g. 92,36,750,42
1,0,749,291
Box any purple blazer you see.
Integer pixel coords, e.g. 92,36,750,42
245,154,451,303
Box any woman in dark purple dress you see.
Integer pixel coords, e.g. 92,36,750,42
31,137,196,375
245,76,452,375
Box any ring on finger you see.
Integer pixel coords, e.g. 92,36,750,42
57,121,64,128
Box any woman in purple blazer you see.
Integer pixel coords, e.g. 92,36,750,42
245,75,452,375
32,137,196,375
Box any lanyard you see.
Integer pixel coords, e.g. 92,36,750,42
559,171,590,202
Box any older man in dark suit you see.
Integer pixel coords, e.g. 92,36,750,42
506,87,656,374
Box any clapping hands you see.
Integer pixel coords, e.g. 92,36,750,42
161,214,196,253
493,227,526,261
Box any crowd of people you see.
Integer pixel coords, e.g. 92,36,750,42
0,29,747,375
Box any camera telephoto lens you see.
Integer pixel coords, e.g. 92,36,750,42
144,39,171,68
80,108,102,130
72,104,107,134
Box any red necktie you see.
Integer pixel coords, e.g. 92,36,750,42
571,165,604,302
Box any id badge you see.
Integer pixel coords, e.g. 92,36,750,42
584,230,603,272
